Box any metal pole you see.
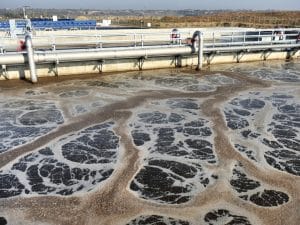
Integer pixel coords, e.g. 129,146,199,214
25,34,38,83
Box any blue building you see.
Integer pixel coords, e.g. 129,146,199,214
0,18,97,31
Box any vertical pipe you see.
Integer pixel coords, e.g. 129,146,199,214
197,32,203,70
192,31,204,71
25,34,38,83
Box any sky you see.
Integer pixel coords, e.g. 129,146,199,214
1,0,300,10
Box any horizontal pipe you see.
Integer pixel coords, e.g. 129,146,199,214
0,46,194,65
1,39,182,51
0,53,26,64
1,42,299,66
38,46,193,63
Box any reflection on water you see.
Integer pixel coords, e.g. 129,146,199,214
0,60,299,225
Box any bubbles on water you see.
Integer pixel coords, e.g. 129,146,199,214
223,89,300,176
1,62,299,224
25,90,48,96
62,123,119,164
214,61,300,83
85,81,119,88
126,215,190,225
129,98,217,204
0,99,64,153
151,73,238,92
230,163,289,207
0,121,119,198
59,90,89,98
81,71,239,94
204,209,252,225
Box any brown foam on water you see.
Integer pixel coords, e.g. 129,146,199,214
0,64,300,225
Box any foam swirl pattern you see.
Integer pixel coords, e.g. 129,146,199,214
0,121,119,198
129,98,218,204
0,99,64,153
223,89,300,176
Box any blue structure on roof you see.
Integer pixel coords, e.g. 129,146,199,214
0,21,10,29
0,19,97,30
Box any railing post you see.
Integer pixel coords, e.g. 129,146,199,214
51,35,56,50
141,34,144,48
99,34,102,48
25,34,37,83
134,33,136,47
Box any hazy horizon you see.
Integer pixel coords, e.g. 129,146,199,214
1,0,300,11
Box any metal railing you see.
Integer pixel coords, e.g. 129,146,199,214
0,28,299,51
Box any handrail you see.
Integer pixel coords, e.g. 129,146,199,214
0,28,300,45
0,29,298,52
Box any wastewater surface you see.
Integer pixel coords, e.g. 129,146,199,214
0,60,299,225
